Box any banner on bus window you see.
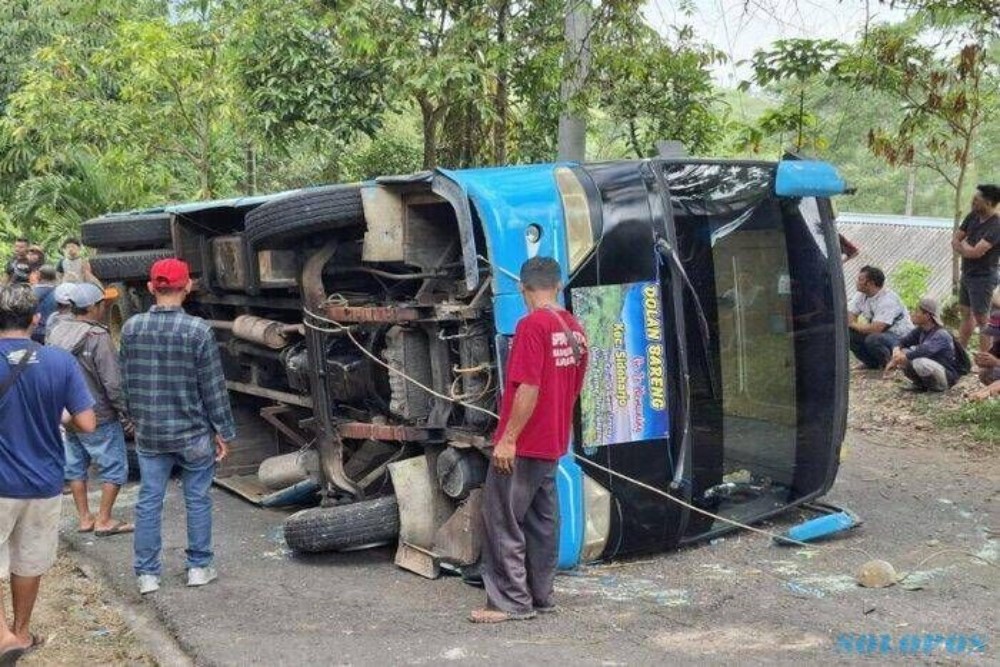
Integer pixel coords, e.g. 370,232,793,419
572,281,669,447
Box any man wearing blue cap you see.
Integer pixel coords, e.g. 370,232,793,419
48,283,133,536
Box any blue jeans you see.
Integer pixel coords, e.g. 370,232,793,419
64,421,128,486
849,329,900,369
134,435,215,576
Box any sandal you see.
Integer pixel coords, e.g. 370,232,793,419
0,633,43,666
468,608,536,623
0,646,25,667
95,521,134,537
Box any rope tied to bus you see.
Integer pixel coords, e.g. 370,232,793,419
304,304,814,546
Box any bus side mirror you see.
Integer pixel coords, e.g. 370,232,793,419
775,160,847,198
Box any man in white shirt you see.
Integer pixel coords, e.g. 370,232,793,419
848,265,914,369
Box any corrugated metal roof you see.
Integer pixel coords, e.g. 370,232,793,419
837,220,955,302
837,211,953,228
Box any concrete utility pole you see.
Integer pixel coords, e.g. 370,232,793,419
557,0,591,162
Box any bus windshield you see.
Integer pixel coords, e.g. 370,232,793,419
666,161,843,538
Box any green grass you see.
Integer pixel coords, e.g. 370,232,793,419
936,400,1000,448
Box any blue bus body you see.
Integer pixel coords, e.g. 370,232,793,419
84,157,850,570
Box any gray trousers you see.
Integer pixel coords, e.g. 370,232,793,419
903,357,949,392
481,457,559,614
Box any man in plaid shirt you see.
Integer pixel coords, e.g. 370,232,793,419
120,258,235,595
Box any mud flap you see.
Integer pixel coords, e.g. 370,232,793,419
388,453,454,578
395,542,440,579
433,489,483,566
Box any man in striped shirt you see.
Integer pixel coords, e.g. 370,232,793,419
120,258,235,595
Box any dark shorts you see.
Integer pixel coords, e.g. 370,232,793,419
959,273,998,315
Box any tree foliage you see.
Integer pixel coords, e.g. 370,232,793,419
740,38,847,152
227,0,389,148
1,3,235,201
0,0,728,224
591,19,724,157
891,260,933,308
836,15,997,218
835,10,998,288
322,0,575,168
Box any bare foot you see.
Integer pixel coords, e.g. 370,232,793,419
77,514,95,533
968,389,991,402
0,630,36,656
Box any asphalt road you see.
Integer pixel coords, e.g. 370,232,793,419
61,431,999,666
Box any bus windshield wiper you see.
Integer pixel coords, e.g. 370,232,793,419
654,237,710,344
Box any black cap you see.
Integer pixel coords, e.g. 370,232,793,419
977,184,1000,206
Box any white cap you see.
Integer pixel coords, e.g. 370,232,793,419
54,282,77,305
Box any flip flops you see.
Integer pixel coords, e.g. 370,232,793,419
468,608,537,623
0,646,25,667
95,521,134,537
0,633,43,666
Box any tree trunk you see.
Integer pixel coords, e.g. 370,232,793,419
464,101,475,167
419,98,439,169
796,88,805,153
202,47,218,199
202,133,215,199
200,126,214,199
557,0,591,161
494,75,509,165
951,132,974,296
493,0,509,165
904,167,916,217
627,117,643,159
244,143,257,196
952,170,966,297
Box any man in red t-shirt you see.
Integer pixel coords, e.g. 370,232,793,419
470,257,588,624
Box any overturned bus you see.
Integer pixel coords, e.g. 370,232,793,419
82,156,850,575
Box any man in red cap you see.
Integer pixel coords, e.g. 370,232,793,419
119,258,235,595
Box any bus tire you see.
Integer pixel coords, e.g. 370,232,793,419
283,495,399,553
90,249,174,283
107,282,146,347
81,213,172,250
244,185,365,248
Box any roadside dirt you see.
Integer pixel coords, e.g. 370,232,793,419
11,554,154,666
848,366,998,455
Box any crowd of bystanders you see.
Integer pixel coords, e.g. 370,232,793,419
846,184,1000,401
0,253,233,664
